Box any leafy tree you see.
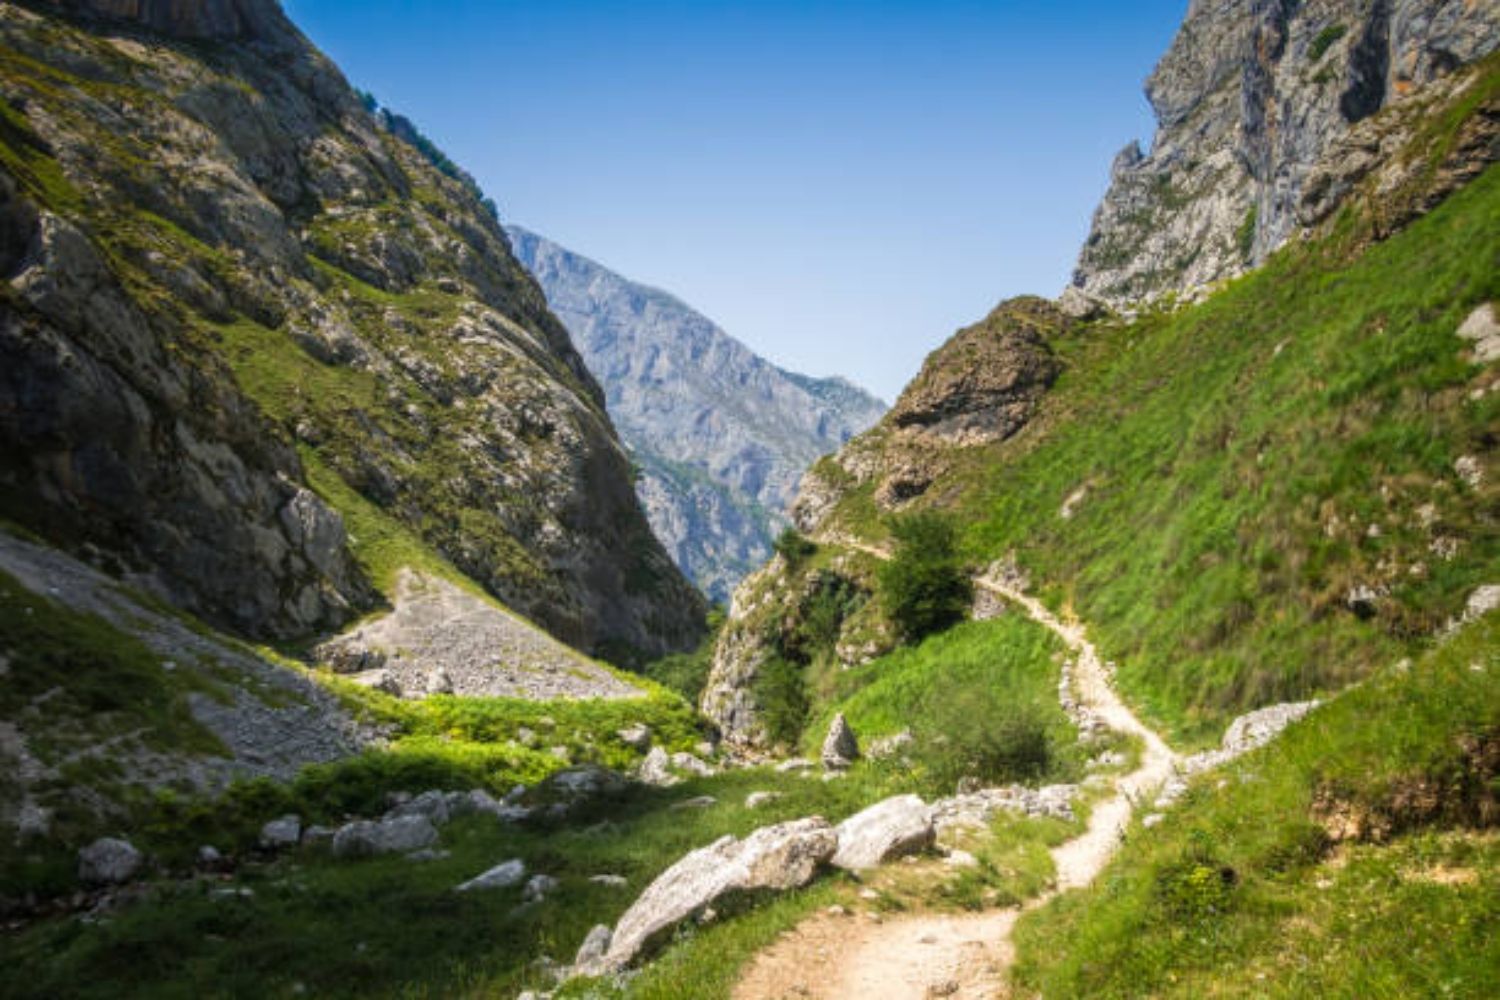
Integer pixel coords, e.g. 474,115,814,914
879,511,973,643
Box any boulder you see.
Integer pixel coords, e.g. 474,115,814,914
541,764,629,802
638,746,680,787
456,858,527,892
78,837,142,885
745,791,782,809
331,815,438,858
425,669,454,696
388,789,452,826
1457,303,1500,363
603,817,838,969
617,723,652,751
670,752,716,777
831,795,934,871
775,757,815,773
523,873,559,903
258,814,302,850
821,713,859,770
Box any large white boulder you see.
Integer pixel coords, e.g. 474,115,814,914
604,817,837,969
831,794,934,871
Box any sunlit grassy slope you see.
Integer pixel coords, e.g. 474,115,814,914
1010,612,1499,999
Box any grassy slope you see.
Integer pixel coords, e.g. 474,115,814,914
817,155,1498,749
1011,612,1499,998
0,610,1074,999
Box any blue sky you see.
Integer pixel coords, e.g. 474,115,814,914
284,1,1186,401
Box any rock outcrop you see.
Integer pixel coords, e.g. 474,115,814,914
1072,0,1500,306
0,0,703,658
507,227,886,604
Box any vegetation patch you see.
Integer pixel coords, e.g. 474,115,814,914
1009,613,1500,998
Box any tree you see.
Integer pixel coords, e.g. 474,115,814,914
878,511,972,643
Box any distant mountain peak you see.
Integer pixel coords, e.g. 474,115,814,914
508,226,886,603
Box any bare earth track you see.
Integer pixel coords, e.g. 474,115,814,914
734,543,1179,1000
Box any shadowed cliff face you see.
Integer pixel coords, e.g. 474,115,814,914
1072,0,1499,307
0,1,704,656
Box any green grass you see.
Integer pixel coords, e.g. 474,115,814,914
0,570,229,896
943,161,1499,747
0,759,921,999
1009,613,1500,998
805,616,1075,785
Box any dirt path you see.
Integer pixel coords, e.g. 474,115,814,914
732,543,1178,1000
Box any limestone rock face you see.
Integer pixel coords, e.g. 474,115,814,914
0,1,703,657
1072,0,1500,306
507,227,886,604
603,817,837,969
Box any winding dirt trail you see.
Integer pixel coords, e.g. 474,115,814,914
732,544,1178,1000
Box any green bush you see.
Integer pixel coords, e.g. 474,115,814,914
754,655,810,748
772,528,816,569
920,696,1057,789
878,512,973,643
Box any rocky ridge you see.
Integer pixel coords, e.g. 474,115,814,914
1071,0,1500,306
507,227,886,604
703,299,1068,746
0,0,703,658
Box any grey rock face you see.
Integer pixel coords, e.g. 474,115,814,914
78,837,143,885
1072,0,1500,306
830,794,935,871
603,817,838,969
1,3,704,658
317,570,645,701
508,227,886,604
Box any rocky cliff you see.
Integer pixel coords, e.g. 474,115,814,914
0,0,703,657
703,298,1069,746
1071,0,1499,306
507,227,886,604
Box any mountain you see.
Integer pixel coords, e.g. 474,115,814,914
0,0,704,660
1069,0,1500,307
507,226,886,604
707,10,1498,748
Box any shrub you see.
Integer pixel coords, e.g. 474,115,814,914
772,527,816,569
879,512,973,643
921,696,1056,788
755,655,810,747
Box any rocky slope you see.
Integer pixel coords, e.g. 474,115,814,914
0,0,703,658
508,227,886,604
704,298,1068,746
1070,0,1499,307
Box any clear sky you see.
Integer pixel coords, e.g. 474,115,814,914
284,1,1186,402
